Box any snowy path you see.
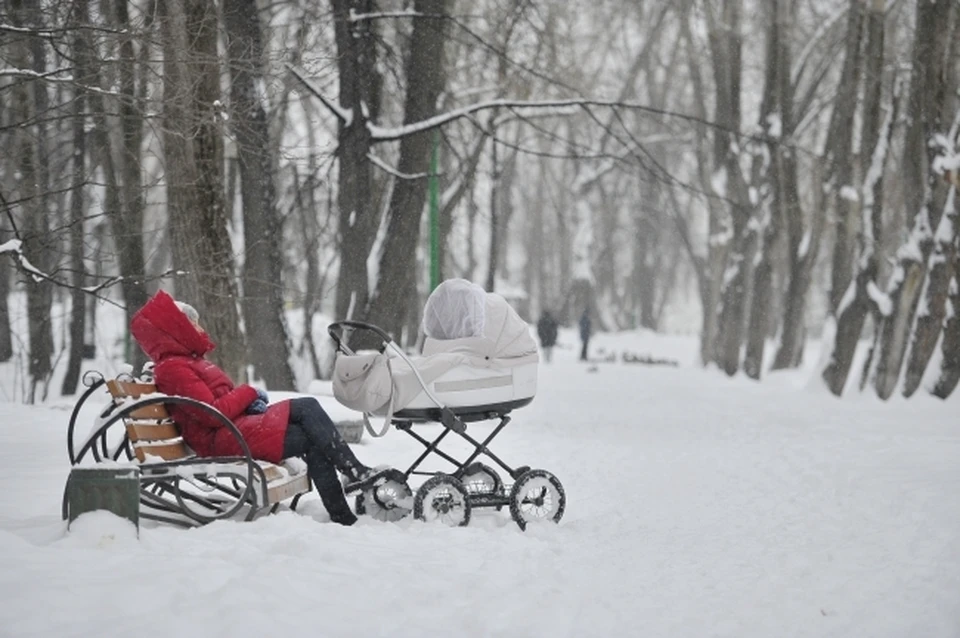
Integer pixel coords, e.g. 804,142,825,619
1,348,958,637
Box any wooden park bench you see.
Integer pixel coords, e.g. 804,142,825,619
64,369,311,527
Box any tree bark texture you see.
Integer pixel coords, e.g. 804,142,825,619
902,20,960,398
822,0,890,395
62,0,92,396
903,188,958,397
0,222,11,362
160,0,246,381
769,0,828,371
708,0,757,376
224,0,296,390
332,0,382,322
743,0,784,380
113,0,150,371
932,253,960,398
681,11,725,366
364,0,450,341
10,0,55,402
826,0,865,315
873,0,956,399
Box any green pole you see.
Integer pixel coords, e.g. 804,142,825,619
429,129,440,291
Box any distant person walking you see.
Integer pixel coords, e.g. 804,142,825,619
579,309,592,362
537,310,559,363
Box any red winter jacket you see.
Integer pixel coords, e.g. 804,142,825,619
130,290,291,463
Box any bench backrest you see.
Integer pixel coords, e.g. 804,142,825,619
105,380,193,463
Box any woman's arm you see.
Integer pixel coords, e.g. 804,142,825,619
155,359,259,428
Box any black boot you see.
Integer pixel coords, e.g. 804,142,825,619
309,449,359,526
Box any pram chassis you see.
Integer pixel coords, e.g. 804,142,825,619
328,321,565,530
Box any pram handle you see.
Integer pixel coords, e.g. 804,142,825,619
327,320,393,355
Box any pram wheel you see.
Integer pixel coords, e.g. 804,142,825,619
460,463,503,496
414,474,472,527
355,478,413,523
509,469,566,531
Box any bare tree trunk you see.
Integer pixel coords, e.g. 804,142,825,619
62,0,91,396
0,221,11,362
224,0,296,389
486,130,501,293
902,24,960,397
903,185,958,396
770,3,829,372
708,0,756,376
932,255,960,398
364,0,450,340
332,0,381,321
113,0,150,371
293,160,323,381
744,0,784,380
873,0,956,399
680,9,725,365
822,0,891,396
161,0,246,381
439,131,486,282
10,0,55,402
634,212,658,330
826,0,866,314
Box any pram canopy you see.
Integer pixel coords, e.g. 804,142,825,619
332,279,539,417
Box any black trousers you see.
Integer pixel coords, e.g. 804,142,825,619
282,397,365,523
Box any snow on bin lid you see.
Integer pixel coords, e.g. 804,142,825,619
422,278,486,340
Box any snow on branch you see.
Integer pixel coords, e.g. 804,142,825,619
366,152,431,180
0,239,44,283
287,65,352,126
368,98,686,142
292,73,815,158
349,10,422,22
0,67,123,98
0,235,179,307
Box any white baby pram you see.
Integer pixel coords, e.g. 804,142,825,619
329,279,565,530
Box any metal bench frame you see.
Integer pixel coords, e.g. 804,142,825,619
64,370,311,527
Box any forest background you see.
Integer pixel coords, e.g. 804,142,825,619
1,0,958,403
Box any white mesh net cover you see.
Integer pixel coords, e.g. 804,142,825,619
421,278,486,340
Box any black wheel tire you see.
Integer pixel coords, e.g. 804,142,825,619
509,469,565,531
413,474,472,527
354,478,412,523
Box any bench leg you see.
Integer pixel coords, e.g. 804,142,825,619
290,493,304,512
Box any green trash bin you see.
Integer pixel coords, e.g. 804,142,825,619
66,466,141,532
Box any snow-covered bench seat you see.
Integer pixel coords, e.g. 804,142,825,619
64,373,311,527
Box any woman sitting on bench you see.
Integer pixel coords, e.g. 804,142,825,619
130,290,392,526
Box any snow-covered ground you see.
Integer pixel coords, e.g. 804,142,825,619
1,327,958,638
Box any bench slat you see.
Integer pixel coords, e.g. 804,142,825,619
133,440,192,462
127,403,170,420
106,379,159,399
126,421,180,442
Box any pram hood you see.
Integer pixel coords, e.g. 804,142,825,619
421,279,538,362
332,279,538,417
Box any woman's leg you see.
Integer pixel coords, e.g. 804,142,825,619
286,397,368,481
282,420,357,525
